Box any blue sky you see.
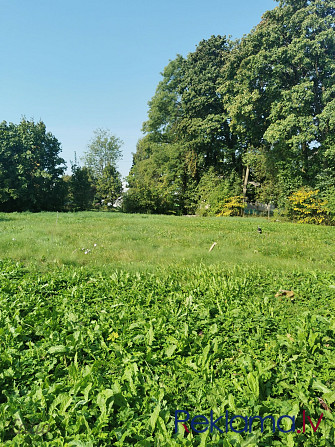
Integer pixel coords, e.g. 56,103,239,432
1,0,276,178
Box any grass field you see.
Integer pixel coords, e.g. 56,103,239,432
0,212,335,446
1,212,334,273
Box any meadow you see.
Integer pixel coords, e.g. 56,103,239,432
1,212,335,273
0,212,335,446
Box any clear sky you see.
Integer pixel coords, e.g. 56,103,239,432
1,0,276,178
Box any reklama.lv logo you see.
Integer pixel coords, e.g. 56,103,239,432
175,410,323,435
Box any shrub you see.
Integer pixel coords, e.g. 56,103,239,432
288,188,330,225
217,195,245,217
320,186,335,225
196,168,242,216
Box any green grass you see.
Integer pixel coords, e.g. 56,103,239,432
0,212,335,446
0,212,334,273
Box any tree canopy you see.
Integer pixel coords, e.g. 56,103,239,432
81,129,123,209
0,118,66,211
82,128,123,181
125,0,335,216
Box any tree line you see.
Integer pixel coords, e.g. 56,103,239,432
0,120,123,212
1,0,334,223
124,0,335,221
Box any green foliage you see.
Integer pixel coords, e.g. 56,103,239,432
176,36,234,169
0,118,66,211
196,169,242,216
83,129,123,181
124,137,198,214
68,164,95,211
96,164,122,209
271,164,305,210
142,56,185,138
223,0,335,176
223,0,335,204
128,36,233,215
128,0,335,216
0,213,335,444
79,129,124,210
123,143,176,214
0,255,335,445
320,186,335,224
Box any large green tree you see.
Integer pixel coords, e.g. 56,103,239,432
82,128,124,209
96,164,123,207
176,36,236,173
127,0,335,214
83,128,123,181
125,136,197,214
127,36,233,214
220,0,335,203
68,163,95,211
0,118,66,211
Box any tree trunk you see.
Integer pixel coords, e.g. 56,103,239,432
242,165,250,216
302,142,307,174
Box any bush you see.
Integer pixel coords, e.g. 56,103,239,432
287,188,330,225
196,168,242,216
216,195,245,217
320,186,335,224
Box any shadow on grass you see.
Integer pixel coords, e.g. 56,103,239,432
0,215,13,222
